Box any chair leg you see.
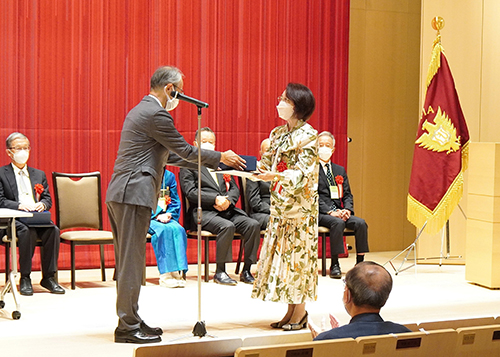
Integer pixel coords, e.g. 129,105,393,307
204,237,209,283
71,242,76,290
235,239,244,275
99,245,106,281
5,242,10,283
321,233,327,277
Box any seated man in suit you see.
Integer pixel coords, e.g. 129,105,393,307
0,132,64,295
179,127,260,286
310,261,411,340
246,138,271,231
317,131,368,279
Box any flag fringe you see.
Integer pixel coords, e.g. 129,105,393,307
426,36,444,89
407,171,464,235
461,140,469,171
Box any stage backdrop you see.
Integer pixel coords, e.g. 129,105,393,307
0,0,350,272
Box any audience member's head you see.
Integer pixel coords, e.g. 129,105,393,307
259,138,270,158
194,127,216,151
343,261,393,315
283,83,316,121
318,131,335,163
6,132,31,169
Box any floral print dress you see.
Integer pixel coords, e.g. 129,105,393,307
251,120,319,304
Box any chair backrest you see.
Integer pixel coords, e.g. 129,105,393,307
235,338,356,357
418,317,496,331
354,329,457,356
242,331,312,347
134,337,243,357
455,324,500,357
52,171,102,231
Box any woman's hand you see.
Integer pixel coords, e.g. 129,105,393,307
156,213,172,223
254,169,276,182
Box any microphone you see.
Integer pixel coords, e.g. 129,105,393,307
171,90,209,108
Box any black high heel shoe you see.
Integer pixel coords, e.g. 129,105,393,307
270,319,289,329
282,312,308,331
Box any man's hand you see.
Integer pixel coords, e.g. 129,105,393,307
213,196,230,211
156,213,172,223
308,313,340,339
220,150,246,171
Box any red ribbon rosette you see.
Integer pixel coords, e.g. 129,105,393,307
335,175,344,199
223,174,231,192
34,183,44,202
273,160,288,194
164,196,171,207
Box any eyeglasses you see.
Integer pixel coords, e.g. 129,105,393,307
174,85,184,95
9,147,31,152
277,96,292,104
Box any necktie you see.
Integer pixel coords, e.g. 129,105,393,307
325,163,334,186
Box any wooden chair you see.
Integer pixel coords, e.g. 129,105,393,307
134,337,243,357
235,337,356,357
455,324,500,357
52,171,114,289
417,317,496,332
354,329,457,356
319,226,354,276
180,191,242,282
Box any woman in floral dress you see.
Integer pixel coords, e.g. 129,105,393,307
251,83,319,331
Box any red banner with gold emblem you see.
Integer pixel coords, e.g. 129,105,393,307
407,37,470,234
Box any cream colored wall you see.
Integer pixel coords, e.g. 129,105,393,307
417,0,500,260
348,0,421,252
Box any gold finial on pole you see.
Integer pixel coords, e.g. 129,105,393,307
431,16,445,34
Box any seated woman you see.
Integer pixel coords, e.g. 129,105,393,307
149,169,188,288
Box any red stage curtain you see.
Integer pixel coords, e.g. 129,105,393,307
0,0,350,271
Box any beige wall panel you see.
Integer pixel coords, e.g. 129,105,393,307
480,0,500,142
348,1,421,252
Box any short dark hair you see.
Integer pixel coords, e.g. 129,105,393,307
6,132,29,149
194,127,215,142
286,83,315,121
150,66,183,90
345,261,392,309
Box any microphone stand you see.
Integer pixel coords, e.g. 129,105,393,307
170,105,215,341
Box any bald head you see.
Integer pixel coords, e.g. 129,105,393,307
345,261,392,310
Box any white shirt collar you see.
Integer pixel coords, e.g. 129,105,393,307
11,163,29,177
148,94,164,108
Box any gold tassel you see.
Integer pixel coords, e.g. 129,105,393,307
425,35,444,90
407,171,464,234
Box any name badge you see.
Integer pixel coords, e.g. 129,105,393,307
330,185,339,199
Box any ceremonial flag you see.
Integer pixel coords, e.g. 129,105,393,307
407,36,470,234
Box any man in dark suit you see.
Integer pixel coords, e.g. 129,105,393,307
179,127,260,286
0,132,64,296
311,261,411,340
317,131,368,279
106,66,245,344
246,138,271,230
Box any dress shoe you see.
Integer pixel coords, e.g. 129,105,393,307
329,263,342,279
114,328,161,344
240,270,255,284
19,277,33,296
140,321,163,336
213,272,237,286
40,277,65,294
282,312,308,331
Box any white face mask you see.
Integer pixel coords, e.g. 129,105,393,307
200,142,215,151
164,87,180,111
318,146,333,162
276,101,294,120
12,150,29,165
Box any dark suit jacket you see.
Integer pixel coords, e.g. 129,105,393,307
314,313,411,341
0,164,53,210
179,167,247,230
106,95,220,211
318,162,354,215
